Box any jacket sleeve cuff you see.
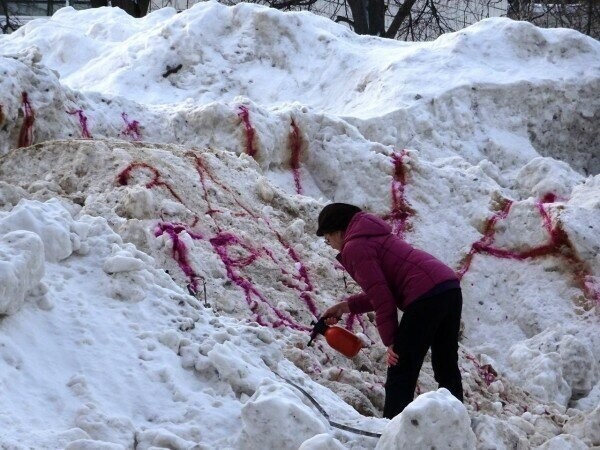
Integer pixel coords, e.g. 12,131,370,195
346,293,373,314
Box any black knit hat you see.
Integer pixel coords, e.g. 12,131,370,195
316,203,362,236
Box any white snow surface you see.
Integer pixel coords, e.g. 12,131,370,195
0,2,599,449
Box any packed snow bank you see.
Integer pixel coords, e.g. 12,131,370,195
1,4,599,174
2,3,599,117
0,198,387,448
1,2,599,448
1,137,598,448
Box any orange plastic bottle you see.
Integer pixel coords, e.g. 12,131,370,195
308,318,363,358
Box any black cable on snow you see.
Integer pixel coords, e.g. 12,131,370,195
278,375,383,439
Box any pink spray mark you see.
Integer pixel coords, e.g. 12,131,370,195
18,92,35,148
383,151,415,238
116,162,184,204
458,193,600,308
186,152,318,325
121,112,142,141
457,199,514,279
237,106,257,157
210,232,310,331
67,109,92,139
289,119,303,194
466,354,497,386
155,222,205,295
584,277,600,309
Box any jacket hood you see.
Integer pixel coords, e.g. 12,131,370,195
344,212,392,243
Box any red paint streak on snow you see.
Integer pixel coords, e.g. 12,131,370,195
18,92,35,148
584,277,600,309
457,199,514,279
237,106,257,157
343,313,371,340
333,368,344,381
187,152,317,331
116,162,184,204
0,104,4,123
121,112,142,141
290,119,303,194
155,222,204,295
210,232,309,331
458,194,600,308
466,354,497,386
383,151,414,238
67,109,92,139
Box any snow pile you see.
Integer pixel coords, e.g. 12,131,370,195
0,197,385,448
239,381,329,448
375,389,476,449
0,229,44,315
0,2,599,449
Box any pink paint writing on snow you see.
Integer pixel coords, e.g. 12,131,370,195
155,222,205,295
18,92,35,148
116,162,184,204
466,354,497,386
457,193,600,309
187,152,318,317
121,112,142,141
210,232,310,331
383,151,415,238
67,109,92,139
457,198,514,279
289,119,303,194
237,105,257,157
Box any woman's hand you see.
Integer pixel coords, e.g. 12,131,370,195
322,301,350,325
387,345,399,366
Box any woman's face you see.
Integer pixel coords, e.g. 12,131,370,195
324,230,344,252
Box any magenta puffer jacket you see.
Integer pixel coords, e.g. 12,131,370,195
339,212,459,346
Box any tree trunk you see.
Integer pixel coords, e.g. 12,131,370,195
384,0,418,38
347,0,369,34
586,0,592,36
368,0,386,36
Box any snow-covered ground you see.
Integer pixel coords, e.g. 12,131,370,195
0,2,599,448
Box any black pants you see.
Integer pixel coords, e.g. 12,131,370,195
383,288,464,419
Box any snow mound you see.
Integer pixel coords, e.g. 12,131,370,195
0,198,82,261
238,381,329,449
0,230,44,315
375,388,476,450
1,2,599,448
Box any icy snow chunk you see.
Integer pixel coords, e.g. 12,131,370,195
114,186,155,220
471,414,528,449
375,388,476,450
73,406,134,447
0,230,45,315
238,381,328,450
103,245,147,274
563,405,600,446
134,428,198,450
298,433,345,449
574,382,600,413
514,157,584,199
507,343,570,405
507,328,597,405
0,199,78,262
535,434,588,450
65,439,124,450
